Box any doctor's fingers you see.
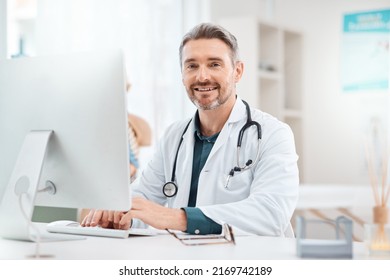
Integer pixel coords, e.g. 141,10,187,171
98,210,113,228
80,209,91,226
112,211,128,229
118,211,133,230
89,210,105,227
81,209,101,227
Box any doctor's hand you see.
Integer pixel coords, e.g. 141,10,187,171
121,197,187,231
80,209,130,229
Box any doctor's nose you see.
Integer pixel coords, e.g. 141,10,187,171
196,66,211,82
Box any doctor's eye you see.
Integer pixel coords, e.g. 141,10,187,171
210,62,221,68
186,63,198,70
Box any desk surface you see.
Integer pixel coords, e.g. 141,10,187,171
0,225,379,260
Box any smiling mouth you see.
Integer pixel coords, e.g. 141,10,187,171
193,86,218,92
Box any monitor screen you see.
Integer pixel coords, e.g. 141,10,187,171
0,50,131,232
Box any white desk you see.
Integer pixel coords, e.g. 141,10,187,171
0,225,377,260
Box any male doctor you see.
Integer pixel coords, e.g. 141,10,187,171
82,23,299,236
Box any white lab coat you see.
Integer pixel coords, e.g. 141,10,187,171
132,97,299,237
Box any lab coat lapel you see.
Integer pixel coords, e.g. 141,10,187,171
206,98,247,163
196,98,247,206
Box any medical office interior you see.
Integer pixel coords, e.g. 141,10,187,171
1,0,390,245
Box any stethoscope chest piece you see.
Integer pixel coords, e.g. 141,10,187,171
163,182,178,197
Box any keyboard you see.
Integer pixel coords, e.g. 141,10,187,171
46,220,157,239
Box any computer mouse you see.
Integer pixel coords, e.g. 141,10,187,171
47,220,80,228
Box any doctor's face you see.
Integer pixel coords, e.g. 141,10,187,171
181,39,243,111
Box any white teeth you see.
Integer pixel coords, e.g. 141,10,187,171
196,87,216,92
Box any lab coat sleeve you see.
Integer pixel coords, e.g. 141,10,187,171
199,122,299,237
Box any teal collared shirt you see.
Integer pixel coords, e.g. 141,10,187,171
182,112,222,235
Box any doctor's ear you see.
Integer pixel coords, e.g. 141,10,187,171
234,61,244,83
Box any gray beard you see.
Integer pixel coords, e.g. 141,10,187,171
188,89,233,111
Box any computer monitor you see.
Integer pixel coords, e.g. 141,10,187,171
0,50,131,241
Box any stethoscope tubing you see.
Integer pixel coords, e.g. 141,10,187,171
163,100,262,197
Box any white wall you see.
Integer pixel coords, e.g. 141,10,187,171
0,0,7,59
210,0,390,185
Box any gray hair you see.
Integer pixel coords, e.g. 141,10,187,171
179,23,240,67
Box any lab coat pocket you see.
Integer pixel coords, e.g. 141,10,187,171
223,170,252,200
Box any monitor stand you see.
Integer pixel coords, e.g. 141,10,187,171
0,131,83,242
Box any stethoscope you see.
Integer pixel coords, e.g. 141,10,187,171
162,100,262,198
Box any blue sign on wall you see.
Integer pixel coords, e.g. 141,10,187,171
341,9,390,92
